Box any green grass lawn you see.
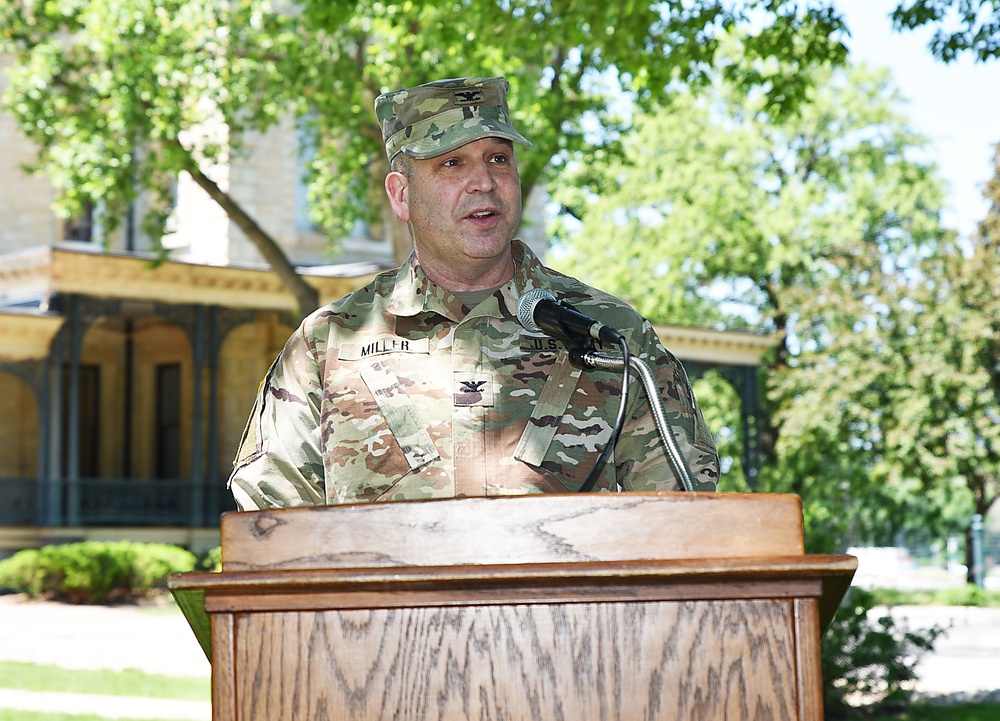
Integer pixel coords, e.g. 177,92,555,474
867,703,1000,720
0,661,209,701
0,660,209,721
868,586,1000,608
0,712,188,721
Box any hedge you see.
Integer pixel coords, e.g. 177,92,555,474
0,541,196,603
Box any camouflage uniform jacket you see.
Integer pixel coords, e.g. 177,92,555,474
229,241,719,510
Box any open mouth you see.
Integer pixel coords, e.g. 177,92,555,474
469,210,497,219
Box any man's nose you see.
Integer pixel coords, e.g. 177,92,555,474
465,160,497,192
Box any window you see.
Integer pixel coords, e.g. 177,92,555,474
61,365,100,477
155,363,182,479
64,202,95,243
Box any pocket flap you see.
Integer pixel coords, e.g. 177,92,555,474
360,359,440,471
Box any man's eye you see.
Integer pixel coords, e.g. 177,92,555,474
442,158,460,167
490,154,509,164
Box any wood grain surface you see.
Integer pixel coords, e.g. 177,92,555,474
234,599,799,721
221,493,805,572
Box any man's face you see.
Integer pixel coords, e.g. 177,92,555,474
387,136,523,286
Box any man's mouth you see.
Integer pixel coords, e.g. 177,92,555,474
469,210,496,219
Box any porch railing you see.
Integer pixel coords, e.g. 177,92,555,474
0,477,237,527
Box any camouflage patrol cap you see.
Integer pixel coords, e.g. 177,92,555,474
375,77,532,162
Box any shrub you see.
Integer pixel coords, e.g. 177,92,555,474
198,545,222,573
0,541,196,604
822,587,945,718
0,550,46,597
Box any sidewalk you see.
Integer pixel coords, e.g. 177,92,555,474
0,594,210,720
889,604,1000,703
0,594,210,676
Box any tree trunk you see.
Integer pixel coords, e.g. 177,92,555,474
964,494,994,586
186,164,320,319
966,523,976,586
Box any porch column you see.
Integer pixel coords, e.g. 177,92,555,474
65,295,82,527
685,361,762,489
205,305,221,524
735,365,762,487
190,305,206,527
43,335,65,526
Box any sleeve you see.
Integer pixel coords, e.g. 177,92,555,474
614,319,720,492
227,324,327,510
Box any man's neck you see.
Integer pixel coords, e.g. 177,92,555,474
418,251,515,292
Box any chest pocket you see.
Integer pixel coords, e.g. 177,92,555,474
360,359,441,471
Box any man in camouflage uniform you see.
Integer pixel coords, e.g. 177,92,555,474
229,77,719,510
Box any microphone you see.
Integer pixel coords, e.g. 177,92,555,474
517,288,625,345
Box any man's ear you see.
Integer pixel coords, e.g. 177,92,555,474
385,172,410,223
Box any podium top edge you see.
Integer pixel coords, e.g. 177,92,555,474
221,492,800,518
219,493,806,572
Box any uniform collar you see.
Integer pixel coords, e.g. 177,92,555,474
387,240,553,321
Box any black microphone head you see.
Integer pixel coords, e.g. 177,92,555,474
517,288,556,333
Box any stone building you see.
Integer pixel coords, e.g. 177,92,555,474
0,62,773,556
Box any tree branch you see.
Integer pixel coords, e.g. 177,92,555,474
182,151,319,319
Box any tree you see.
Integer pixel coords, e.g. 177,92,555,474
1,0,851,313
885,145,1000,575
780,146,1000,580
2,0,993,320
891,0,1000,61
295,0,850,261
548,38,948,551
0,0,320,317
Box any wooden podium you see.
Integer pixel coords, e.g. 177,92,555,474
170,493,856,720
